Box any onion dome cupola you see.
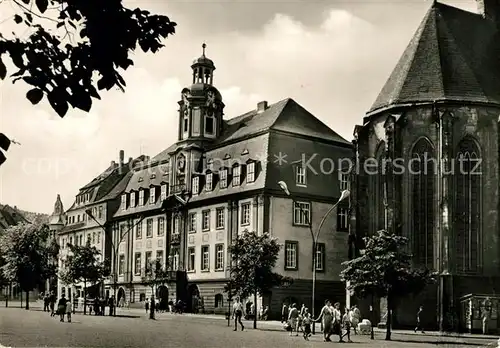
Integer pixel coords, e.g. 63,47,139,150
178,43,225,142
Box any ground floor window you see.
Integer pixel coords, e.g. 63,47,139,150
215,293,223,308
130,290,135,303
140,293,146,302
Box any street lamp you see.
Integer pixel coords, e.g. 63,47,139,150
278,181,350,335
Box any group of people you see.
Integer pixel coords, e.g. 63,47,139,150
42,292,71,322
284,301,361,342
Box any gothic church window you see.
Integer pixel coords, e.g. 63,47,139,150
372,142,386,233
455,138,481,274
410,138,434,269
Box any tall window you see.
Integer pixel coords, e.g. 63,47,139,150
119,255,125,275
156,250,164,266
206,173,213,191
373,143,386,232
339,171,349,191
410,139,435,269
295,166,306,186
98,206,103,218
121,194,127,210
233,166,241,186
241,203,251,225
455,138,481,274
205,114,215,135
285,241,298,270
215,294,224,308
247,162,256,183
139,190,145,206
337,208,349,232
158,217,165,236
192,177,199,195
293,201,310,225
174,216,180,234
188,247,195,271
315,243,325,271
149,187,156,205
172,248,180,270
134,253,141,275
202,210,210,231
130,192,136,207
215,244,224,270
188,213,196,233
145,251,152,271
136,221,142,239
201,245,210,271
216,208,225,229
146,219,153,238
220,169,228,189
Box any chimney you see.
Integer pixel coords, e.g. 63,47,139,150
119,150,125,166
128,157,133,164
257,101,268,113
477,0,500,22
110,160,116,167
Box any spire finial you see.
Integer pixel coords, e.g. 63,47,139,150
202,43,206,56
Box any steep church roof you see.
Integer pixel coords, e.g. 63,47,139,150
368,2,500,115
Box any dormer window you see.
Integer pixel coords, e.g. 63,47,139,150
150,174,156,179
149,187,156,205
139,190,145,206
130,191,136,207
160,184,168,201
233,165,241,186
138,177,144,183
247,162,256,183
192,176,200,195
219,169,228,189
121,194,127,211
206,172,213,191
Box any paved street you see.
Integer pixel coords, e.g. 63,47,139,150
0,306,498,348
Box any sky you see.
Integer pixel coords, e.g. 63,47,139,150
0,0,477,214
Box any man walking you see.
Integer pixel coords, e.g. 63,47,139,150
232,297,245,331
414,306,424,333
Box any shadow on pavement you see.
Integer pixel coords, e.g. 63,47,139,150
390,339,486,346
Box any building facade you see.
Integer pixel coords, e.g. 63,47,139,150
111,46,353,318
353,0,500,331
56,151,135,300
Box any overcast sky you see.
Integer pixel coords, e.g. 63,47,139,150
0,0,477,214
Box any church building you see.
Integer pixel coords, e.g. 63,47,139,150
353,0,500,331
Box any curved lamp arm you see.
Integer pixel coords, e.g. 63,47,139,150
315,190,350,241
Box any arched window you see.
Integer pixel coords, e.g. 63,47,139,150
375,142,386,232
215,293,223,308
455,138,481,274
410,139,435,269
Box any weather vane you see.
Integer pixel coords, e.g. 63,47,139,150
202,43,206,56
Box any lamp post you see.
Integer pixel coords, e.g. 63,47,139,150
85,209,143,316
278,181,350,335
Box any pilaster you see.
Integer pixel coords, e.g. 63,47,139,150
258,195,265,234
252,196,259,234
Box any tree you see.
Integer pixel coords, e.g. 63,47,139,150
59,240,107,315
224,231,292,329
340,230,435,341
0,0,176,166
0,222,58,310
141,259,168,320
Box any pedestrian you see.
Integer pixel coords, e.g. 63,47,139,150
288,303,299,336
302,308,312,340
332,302,344,343
261,305,269,321
57,295,67,322
351,305,360,334
94,296,100,315
232,297,245,331
49,291,56,317
281,303,289,323
414,306,424,333
342,308,353,343
43,293,49,312
66,297,73,323
100,297,105,316
108,295,115,316
145,298,150,313
482,300,491,335
315,300,333,342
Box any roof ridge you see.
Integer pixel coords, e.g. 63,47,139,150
433,5,446,99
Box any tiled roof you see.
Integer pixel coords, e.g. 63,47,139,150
369,2,500,115
60,222,85,234
96,171,134,203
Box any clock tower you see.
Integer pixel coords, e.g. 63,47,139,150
178,43,225,143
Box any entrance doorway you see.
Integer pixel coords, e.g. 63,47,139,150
117,287,126,307
187,284,200,313
157,285,168,311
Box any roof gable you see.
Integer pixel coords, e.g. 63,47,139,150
368,2,500,115
271,99,349,144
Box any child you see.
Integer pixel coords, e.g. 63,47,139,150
342,308,353,343
302,309,312,340
66,297,73,323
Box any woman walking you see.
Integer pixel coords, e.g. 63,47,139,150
66,297,73,323
315,300,334,342
57,295,67,322
288,303,299,336
332,302,344,343
302,308,312,341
